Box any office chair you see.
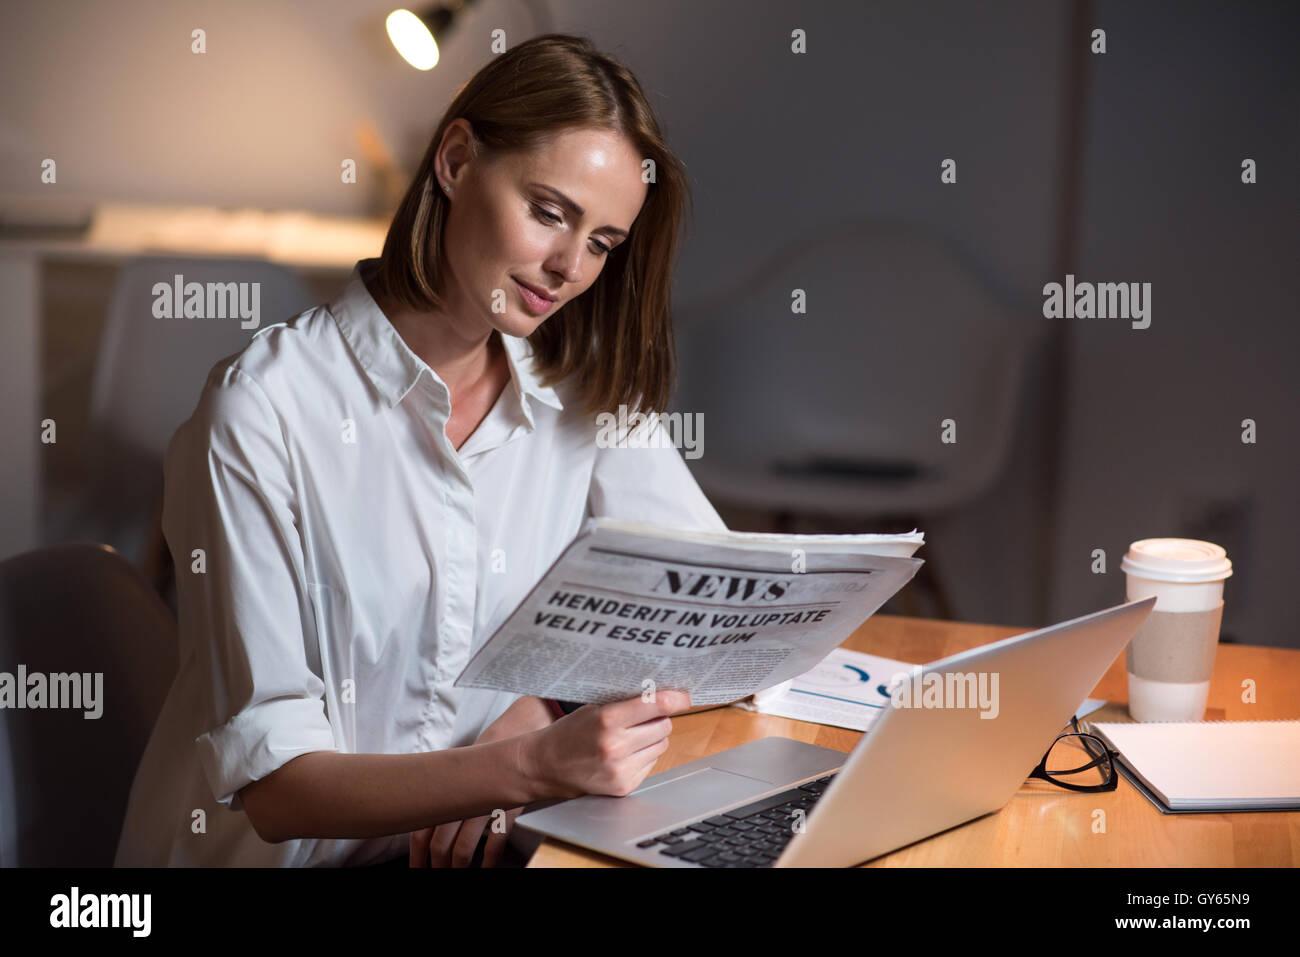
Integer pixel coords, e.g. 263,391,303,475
52,256,314,596
0,543,178,866
674,223,1038,618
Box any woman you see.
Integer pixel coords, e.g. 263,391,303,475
115,33,723,868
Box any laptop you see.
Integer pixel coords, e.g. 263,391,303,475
515,596,1157,867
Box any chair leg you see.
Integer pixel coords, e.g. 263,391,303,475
914,550,956,620
898,582,919,617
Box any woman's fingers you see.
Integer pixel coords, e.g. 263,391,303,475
423,821,462,867
479,808,522,868
408,827,436,867
631,736,671,780
602,691,692,731
448,816,490,867
616,714,674,758
410,814,511,867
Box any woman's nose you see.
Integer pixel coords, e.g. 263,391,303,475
545,240,585,284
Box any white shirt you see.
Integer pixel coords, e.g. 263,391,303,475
115,258,725,867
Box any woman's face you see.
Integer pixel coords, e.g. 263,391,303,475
433,121,648,340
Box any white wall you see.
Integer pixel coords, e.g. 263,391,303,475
0,0,509,213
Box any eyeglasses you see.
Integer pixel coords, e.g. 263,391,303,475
1027,715,1119,793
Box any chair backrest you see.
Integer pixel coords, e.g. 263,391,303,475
85,256,314,518
674,223,1039,515
0,543,178,866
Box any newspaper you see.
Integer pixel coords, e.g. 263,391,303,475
454,518,925,706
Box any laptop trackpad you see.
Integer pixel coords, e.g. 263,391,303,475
517,767,776,844
517,759,795,848
629,767,771,813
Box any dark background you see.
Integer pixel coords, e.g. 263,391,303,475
1,0,1295,645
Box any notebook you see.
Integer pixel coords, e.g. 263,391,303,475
1087,720,1300,813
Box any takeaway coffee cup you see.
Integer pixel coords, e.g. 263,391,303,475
1121,538,1232,722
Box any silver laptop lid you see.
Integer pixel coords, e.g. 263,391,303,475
777,596,1156,867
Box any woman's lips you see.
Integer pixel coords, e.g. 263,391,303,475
514,278,556,315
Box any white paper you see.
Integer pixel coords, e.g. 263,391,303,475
454,518,925,706
1075,698,1106,721
734,655,1109,734
731,647,913,732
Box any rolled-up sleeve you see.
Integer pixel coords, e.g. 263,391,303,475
587,413,728,531
163,364,337,811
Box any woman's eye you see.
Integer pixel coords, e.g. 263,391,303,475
532,204,611,255
531,204,561,224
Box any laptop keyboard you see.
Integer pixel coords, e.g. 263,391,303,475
634,773,837,867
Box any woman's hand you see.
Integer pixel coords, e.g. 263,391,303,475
524,690,692,799
409,695,555,867
407,690,692,865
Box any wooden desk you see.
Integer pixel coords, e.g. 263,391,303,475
526,613,1300,867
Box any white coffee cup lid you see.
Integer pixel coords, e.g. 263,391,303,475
1121,538,1232,583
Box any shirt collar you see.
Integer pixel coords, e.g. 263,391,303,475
329,259,564,421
